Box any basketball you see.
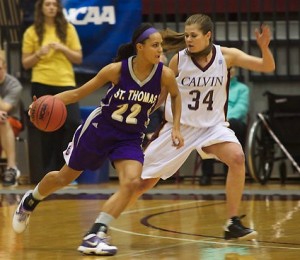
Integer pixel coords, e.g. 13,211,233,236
30,95,67,132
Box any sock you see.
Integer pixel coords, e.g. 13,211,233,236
226,216,239,227
85,212,115,236
32,184,47,200
95,212,115,226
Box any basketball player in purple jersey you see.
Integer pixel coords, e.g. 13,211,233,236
12,23,184,256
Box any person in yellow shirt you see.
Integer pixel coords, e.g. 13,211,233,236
22,0,82,176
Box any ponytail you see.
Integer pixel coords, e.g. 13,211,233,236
113,23,156,62
160,28,186,53
113,43,135,62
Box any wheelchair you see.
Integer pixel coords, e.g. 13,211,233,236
246,91,300,185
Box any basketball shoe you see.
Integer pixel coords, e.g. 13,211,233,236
78,232,118,256
12,190,32,233
224,215,258,240
3,167,20,187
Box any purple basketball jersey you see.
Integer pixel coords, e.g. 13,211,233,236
64,57,163,170
100,56,163,133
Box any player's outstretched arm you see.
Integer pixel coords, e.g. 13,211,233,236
55,62,122,105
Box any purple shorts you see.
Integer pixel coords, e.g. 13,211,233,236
63,119,144,171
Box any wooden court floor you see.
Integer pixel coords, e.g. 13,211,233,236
1,180,300,260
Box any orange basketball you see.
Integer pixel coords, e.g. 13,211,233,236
30,95,67,132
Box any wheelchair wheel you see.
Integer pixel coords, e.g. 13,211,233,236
247,117,275,184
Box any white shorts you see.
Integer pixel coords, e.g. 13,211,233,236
142,122,239,180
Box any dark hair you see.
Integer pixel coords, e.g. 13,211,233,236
34,0,67,45
161,14,214,57
113,23,155,62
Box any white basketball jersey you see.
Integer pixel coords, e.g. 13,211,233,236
165,45,229,128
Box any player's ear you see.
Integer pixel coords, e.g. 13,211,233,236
136,43,144,52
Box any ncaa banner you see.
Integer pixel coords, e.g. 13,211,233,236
62,0,142,74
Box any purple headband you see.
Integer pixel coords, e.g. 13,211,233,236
135,27,158,44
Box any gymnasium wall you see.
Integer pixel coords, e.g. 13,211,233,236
1,0,299,180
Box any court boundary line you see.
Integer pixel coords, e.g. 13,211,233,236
1,187,300,196
110,200,300,251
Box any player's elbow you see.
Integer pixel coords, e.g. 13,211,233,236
264,64,275,72
263,60,276,72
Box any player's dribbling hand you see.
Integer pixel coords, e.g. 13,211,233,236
171,129,184,149
28,95,37,119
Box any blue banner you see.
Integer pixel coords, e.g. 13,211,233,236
62,0,142,74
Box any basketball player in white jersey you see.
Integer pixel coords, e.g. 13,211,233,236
136,14,275,240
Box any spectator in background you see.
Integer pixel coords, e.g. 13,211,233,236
200,67,250,185
21,0,82,174
0,55,23,186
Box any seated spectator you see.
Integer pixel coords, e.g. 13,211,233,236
0,55,23,186
200,67,250,185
